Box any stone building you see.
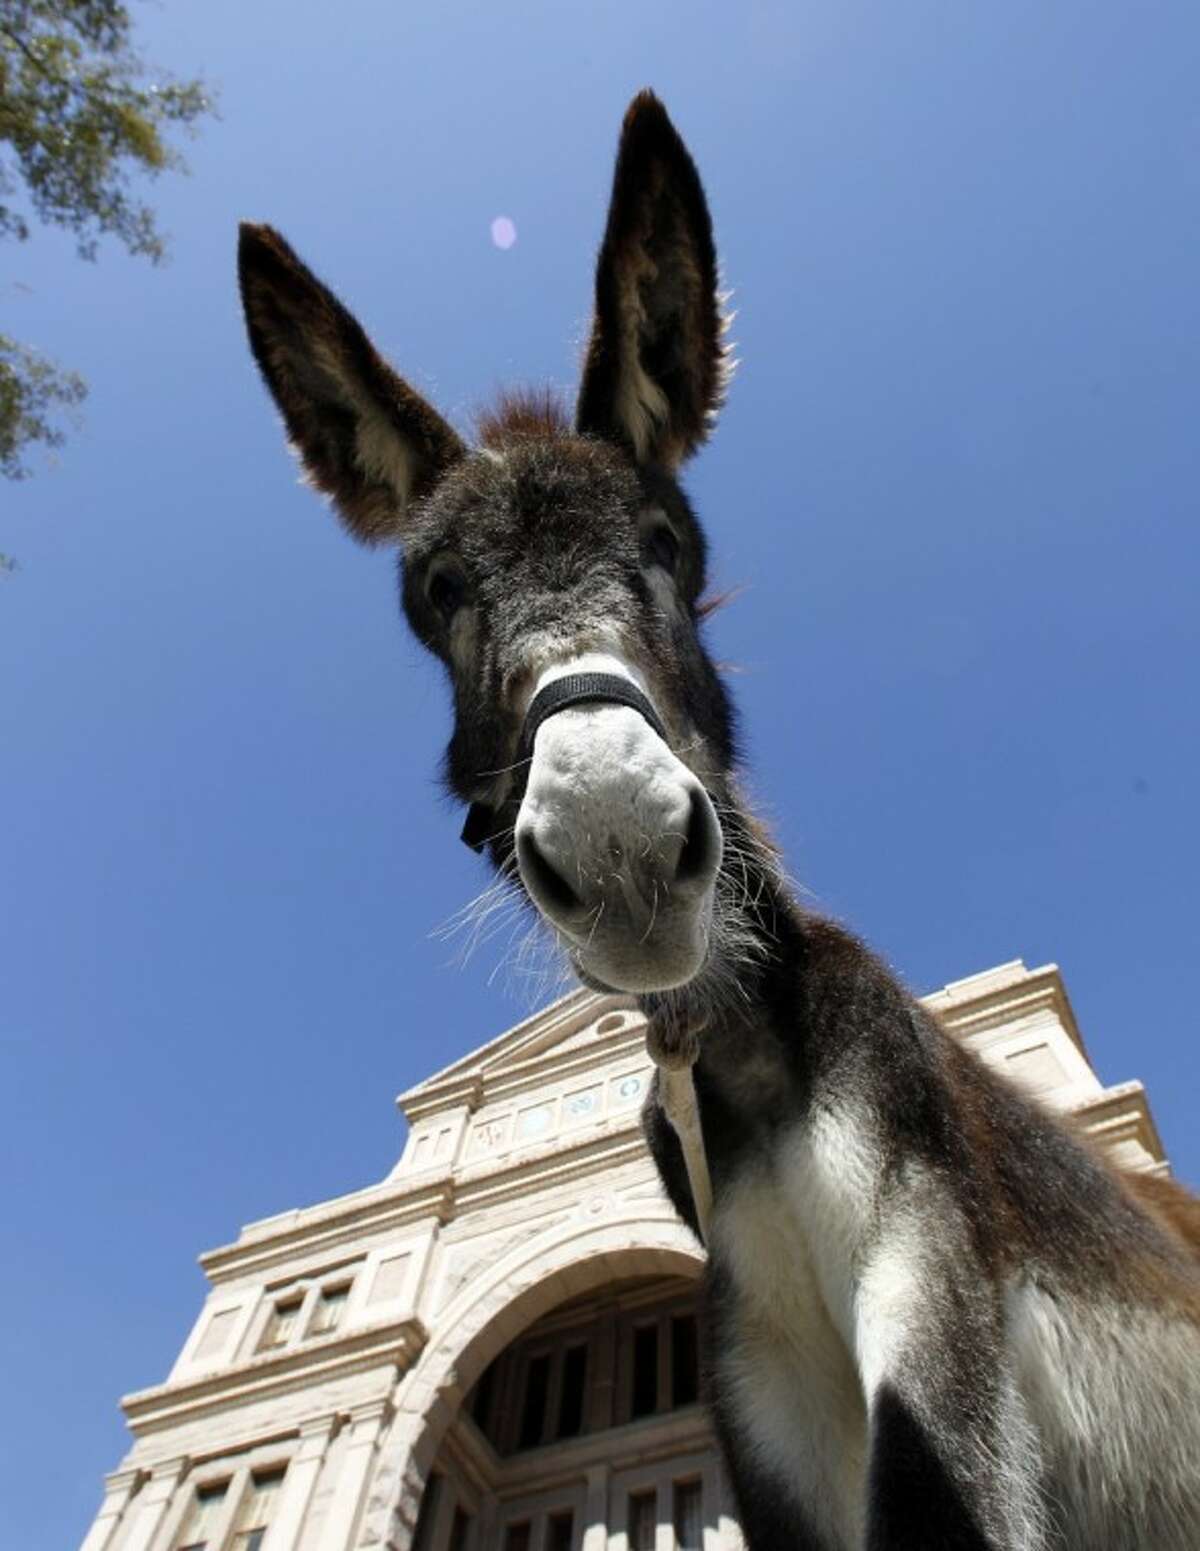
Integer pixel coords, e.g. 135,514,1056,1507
80,961,1168,1551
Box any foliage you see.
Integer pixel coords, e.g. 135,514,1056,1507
1,328,84,475
0,0,213,486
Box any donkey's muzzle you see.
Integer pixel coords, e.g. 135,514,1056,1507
512,677,723,993
517,779,719,916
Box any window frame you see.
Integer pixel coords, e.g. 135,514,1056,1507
165,1445,292,1551
305,1280,352,1339
248,1265,361,1359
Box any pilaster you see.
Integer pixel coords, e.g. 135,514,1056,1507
114,1458,187,1551
78,1468,143,1551
268,1416,336,1549
314,1400,391,1551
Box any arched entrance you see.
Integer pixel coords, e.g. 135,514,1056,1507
368,1218,743,1551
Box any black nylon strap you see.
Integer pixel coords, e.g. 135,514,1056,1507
518,672,667,761
459,672,667,854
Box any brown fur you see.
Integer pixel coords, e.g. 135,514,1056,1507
476,387,572,448
1124,1169,1200,1262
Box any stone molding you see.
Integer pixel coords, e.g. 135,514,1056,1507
926,960,1090,1059
122,1319,427,1437
200,1183,454,1286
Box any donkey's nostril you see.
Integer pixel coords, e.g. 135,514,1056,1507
673,784,723,890
517,828,585,918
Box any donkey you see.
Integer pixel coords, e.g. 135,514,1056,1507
239,92,1200,1551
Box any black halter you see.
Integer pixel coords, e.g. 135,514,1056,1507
459,672,668,853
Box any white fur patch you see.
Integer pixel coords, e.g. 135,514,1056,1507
1009,1281,1200,1549
711,1154,869,1549
617,359,670,464
353,409,415,503
308,336,416,504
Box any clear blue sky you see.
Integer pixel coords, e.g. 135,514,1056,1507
3,3,1199,1544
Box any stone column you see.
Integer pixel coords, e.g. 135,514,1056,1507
116,1459,188,1551
580,1463,609,1551
314,1400,390,1551
267,1417,335,1549
78,1468,143,1551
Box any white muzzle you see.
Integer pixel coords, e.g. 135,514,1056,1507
514,656,723,993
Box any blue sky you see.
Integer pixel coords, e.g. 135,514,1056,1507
3,2,1199,1544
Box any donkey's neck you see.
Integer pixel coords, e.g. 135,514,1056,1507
636,780,911,1164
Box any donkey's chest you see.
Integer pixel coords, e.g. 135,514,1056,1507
706,1113,883,1548
710,1102,884,1340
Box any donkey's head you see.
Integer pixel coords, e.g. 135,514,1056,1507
239,93,741,996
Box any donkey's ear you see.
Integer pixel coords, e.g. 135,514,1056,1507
576,92,727,470
238,223,464,545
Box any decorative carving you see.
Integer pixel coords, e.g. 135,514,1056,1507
440,1214,569,1307
471,1117,511,1154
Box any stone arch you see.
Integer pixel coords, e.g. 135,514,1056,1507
362,1209,703,1549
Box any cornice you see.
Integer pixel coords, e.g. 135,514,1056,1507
1072,1079,1168,1169
925,962,1090,1063
400,1072,484,1126
122,1318,427,1437
200,1181,453,1284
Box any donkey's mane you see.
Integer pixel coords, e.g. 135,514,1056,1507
476,387,572,448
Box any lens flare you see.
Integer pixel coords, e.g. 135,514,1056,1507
490,216,517,250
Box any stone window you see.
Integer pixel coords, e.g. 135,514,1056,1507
253,1266,359,1356
467,1275,703,1455
546,1509,575,1551
617,1300,701,1425
628,1490,657,1551
230,1468,286,1551
174,1481,228,1551
631,1323,659,1418
673,1479,703,1551
556,1343,587,1439
671,1313,699,1408
258,1295,303,1351
518,1353,552,1448
308,1283,350,1336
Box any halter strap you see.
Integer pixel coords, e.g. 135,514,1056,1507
460,671,667,853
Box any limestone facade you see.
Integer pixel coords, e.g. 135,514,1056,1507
80,960,1168,1551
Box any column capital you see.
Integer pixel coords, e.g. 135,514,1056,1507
140,1457,190,1502
101,1467,144,1500
344,1396,393,1435
297,1414,338,1444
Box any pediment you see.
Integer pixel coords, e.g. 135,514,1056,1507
398,988,645,1123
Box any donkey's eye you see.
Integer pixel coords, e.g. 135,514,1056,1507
426,563,468,623
647,524,680,575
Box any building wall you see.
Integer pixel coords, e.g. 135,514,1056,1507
80,962,1168,1551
